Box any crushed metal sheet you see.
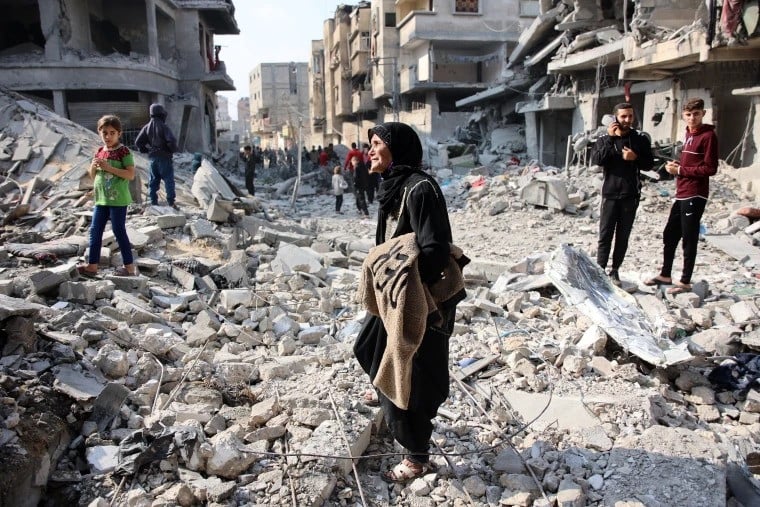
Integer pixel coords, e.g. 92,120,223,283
547,244,692,366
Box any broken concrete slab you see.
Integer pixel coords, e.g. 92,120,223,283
520,177,570,211
52,364,106,401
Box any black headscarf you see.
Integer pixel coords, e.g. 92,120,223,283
368,122,427,215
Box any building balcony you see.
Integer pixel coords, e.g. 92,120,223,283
0,58,179,94
351,50,370,76
398,11,516,49
399,66,489,94
200,61,235,91
352,90,376,113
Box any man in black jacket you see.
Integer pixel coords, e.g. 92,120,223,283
591,103,653,285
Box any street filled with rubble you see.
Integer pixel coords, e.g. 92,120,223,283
1,88,760,507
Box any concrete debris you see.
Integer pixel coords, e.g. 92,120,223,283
1,88,760,507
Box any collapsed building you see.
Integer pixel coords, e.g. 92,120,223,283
457,0,760,171
0,0,239,153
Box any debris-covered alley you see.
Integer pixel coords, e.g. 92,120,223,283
2,73,760,507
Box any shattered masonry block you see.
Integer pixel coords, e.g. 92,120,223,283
137,225,164,242
258,357,307,381
190,219,217,239
170,266,196,290
207,196,232,223
156,214,187,229
58,281,97,304
29,270,65,295
729,300,759,325
249,398,280,427
185,324,217,347
220,289,253,310
298,325,329,345
214,362,257,384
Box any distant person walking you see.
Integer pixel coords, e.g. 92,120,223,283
646,97,718,294
78,115,138,278
332,166,348,214
591,102,653,285
135,103,179,208
351,155,370,218
240,145,256,195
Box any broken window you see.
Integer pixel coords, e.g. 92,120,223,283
90,2,148,57
289,63,298,95
454,0,479,13
0,2,44,53
156,7,176,61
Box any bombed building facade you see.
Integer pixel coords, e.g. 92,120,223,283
0,0,239,154
457,0,760,171
301,0,759,174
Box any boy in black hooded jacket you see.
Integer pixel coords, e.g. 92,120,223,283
136,103,179,207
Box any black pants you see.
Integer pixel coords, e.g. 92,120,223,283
367,183,376,204
245,168,255,195
355,314,452,465
355,188,368,215
335,194,343,212
597,196,639,270
659,197,707,284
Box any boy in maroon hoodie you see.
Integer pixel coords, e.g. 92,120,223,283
645,98,718,294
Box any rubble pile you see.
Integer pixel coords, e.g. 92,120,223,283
1,90,760,506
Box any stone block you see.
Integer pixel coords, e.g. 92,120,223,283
213,362,257,384
190,219,218,239
58,281,97,304
271,243,325,278
730,300,759,324
207,195,232,223
185,324,217,347
112,290,164,325
29,269,65,295
258,357,306,381
156,214,187,229
299,417,372,475
220,289,253,310
298,325,328,345
170,266,196,290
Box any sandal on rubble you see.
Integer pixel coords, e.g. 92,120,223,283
643,276,671,286
114,266,139,277
382,459,426,483
76,264,99,279
667,282,692,295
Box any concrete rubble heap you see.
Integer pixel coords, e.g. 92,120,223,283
1,89,760,506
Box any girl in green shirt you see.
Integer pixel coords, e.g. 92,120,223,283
77,115,139,278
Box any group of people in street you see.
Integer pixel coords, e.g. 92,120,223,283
75,91,718,484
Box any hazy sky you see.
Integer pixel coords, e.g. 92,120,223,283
217,0,346,119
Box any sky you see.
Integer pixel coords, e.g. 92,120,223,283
217,0,347,120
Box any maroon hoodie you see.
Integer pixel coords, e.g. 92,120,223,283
675,124,718,199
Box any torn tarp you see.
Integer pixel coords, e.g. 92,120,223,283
547,244,692,366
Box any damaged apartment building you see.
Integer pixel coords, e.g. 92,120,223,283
0,0,239,154
456,0,760,169
310,0,535,148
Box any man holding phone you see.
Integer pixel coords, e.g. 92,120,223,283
591,102,654,285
